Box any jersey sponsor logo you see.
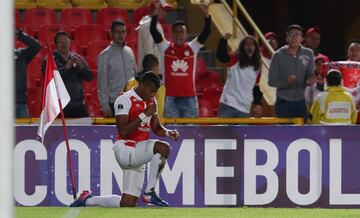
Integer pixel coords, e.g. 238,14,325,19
138,125,151,132
171,59,189,73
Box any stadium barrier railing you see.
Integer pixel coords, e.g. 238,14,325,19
15,117,304,125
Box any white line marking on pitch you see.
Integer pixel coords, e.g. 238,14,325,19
63,208,82,218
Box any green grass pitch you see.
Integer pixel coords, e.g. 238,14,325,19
15,207,360,218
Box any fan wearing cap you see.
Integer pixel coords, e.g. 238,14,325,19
260,32,279,61
305,55,327,108
303,27,330,62
309,69,357,124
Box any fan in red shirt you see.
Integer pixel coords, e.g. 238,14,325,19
150,0,211,118
303,27,330,62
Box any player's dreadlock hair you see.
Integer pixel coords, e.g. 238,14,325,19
139,71,161,89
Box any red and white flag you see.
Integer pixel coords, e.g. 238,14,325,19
37,50,70,140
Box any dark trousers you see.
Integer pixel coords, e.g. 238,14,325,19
275,98,308,123
109,103,115,116
63,101,89,118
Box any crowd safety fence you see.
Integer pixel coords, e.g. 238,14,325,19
15,117,304,125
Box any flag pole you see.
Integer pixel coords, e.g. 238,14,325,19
57,97,77,200
49,48,77,200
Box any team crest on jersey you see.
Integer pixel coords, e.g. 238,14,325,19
171,59,189,72
118,104,123,110
184,50,190,56
171,50,175,54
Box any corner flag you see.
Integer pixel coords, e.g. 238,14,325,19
37,49,70,140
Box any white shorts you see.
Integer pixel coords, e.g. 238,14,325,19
113,139,157,197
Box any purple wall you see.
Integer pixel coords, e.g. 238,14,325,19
14,125,360,207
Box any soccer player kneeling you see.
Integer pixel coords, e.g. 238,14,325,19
70,72,179,207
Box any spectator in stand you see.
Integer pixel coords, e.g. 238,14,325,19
98,19,137,117
309,69,357,124
41,31,92,118
346,39,360,123
268,24,315,122
303,27,330,62
260,32,279,65
305,56,326,108
123,54,166,117
15,28,41,118
347,39,360,62
216,33,263,117
136,0,173,75
150,0,211,118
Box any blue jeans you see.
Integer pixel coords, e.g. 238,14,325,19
218,103,250,118
16,103,29,118
164,96,198,118
275,98,308,123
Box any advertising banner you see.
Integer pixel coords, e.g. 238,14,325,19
14,125,360,208
325,61,360,105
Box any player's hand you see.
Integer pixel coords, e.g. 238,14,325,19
253,105,262,118
307,74,316,86
288,74,297,85
167,129,179,141
64,59,74,70
73,56,85,69
224,33,232,40
144,103,157,116
151,0,161,16
200,1,210,17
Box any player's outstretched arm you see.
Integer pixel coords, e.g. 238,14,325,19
150,114,179,140
197,2,211,45
150,0,164,44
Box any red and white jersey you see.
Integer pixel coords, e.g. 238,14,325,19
114,89,157,146
158,38,203,97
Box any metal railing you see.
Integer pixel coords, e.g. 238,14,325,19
208,0,277,105
15,117,304,125
234,0,275,55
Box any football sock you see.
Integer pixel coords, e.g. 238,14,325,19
86,195,121,207
145,153,166,193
